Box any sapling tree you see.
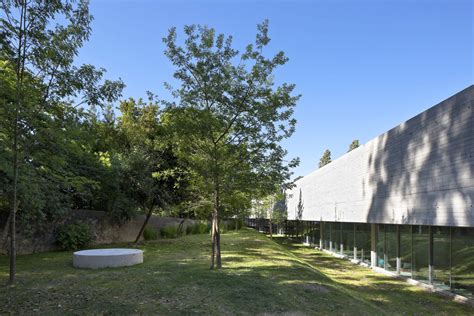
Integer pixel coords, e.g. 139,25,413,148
162,21,299,269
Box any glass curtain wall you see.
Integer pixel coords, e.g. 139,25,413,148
451,227,474,299
322,222,331,250
412,225,430,282
376,224,385,268
385,225,398,272
312,222,320,246
354,223,371,263
304,222,473,299
342,223,354,257
333,222,341,253
400,225,412,277
432,226,451,290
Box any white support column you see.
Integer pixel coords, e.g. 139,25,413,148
371,224,377,268
353,224,357,261
429,226,434,284
396,225,401,275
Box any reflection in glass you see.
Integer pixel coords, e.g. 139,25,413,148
355,223,371,263
412,225,429,282
451,227,474,299
385,225,397,272
342,223,354,257
376,224,385,268
400,225,412,277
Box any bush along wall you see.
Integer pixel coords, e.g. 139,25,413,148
0,210,201,255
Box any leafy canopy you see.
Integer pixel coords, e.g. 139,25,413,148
162,21,300,218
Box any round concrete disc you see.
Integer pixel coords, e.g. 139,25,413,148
73,248,143,269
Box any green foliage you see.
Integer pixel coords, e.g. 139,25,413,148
162,21,300,266
224,219,243,231
117,98,189,212
56,222,93,251
348,139,360,152
318,149,332,168
143,227,159,241
0,0,125,239
160,225,180,239
186,222,211,235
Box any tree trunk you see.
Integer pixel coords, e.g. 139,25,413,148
8,0,27,285
210,215,216,269
134,205,154,243
8,200,18,285
210,187,222,269
1,211,12,252
177,219,185,236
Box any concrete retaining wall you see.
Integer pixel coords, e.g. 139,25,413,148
287,86,474,227
0,210,199,255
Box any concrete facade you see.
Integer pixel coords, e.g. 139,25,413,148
287,86,474,227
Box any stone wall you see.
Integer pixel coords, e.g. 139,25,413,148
0,210,200,255
287,85,474,227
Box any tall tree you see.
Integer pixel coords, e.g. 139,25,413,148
162,21,299,269
115,98,188,243
0,0,124,284
318,149,332,168
348,139,360,152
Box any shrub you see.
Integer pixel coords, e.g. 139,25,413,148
182,222,211,235
185,224,193,235
143,227,159,240
219,222,228,234
226,220,235,231
221,219,243,232
56,222,93,251
191,222,210,234
160,225,179,238
236,219,243,230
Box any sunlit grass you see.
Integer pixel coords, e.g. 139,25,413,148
0,229,471,315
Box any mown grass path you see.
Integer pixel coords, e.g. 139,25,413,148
0,228,472,315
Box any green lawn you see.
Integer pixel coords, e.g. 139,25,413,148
0,229,472,315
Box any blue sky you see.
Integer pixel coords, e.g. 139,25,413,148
77,0,473,178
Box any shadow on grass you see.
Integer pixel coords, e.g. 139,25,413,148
0,229,472,315
271,236,473,314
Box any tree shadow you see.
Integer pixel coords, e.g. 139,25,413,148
366,86,473,226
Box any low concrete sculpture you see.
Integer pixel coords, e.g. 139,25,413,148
73,248,143,268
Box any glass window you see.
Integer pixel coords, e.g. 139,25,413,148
451,227,474,299
342,223,354,257
312,222,320,246
385,225,397,272
355,223,371,263
376,224,385,268
412,225,430,283
322,222,330,250
332,222,341,253
433,226,451,290
400,225,412,277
